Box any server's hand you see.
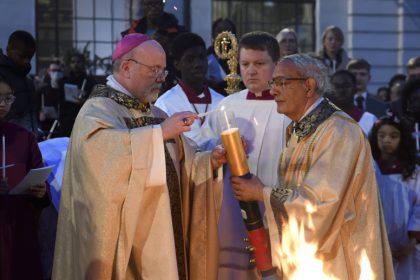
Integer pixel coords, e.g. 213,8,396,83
231,175,264,202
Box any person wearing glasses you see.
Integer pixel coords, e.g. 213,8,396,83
122,0,187,94
211,31,290,279
0,77,50,280
155,32,224,150
231,54,394,279
52,33,227,280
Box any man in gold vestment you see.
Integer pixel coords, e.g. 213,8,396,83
52,34,226,280
231,54,394,279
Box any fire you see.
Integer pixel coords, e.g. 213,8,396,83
359,250,375,280
276,202,374,279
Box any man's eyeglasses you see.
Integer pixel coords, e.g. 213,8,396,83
126,59,168,79
268,77,306,89
0,95,15,105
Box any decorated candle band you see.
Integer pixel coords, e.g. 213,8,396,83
248,228,277,275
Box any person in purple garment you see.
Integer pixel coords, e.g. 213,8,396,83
0,77,50,280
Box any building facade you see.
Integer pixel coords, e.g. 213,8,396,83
0,0,419,92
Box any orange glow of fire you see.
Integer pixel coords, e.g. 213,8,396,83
277,202,374,279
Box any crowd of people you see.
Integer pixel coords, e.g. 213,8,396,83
0,1,419,278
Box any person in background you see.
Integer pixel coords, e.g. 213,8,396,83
231,54,394,279
399,78,420,163
36,60,64,137
207,17,238,96
368,115,420,280
407,56,420,80
377,86,391,102
329,70,377,135
155,32,224,150
122,0,187,93
275,27,299,58
58,52,96,137
0,77,50,280
0,30,38,134
121,0,186,40
384,54,418,125
388,74,406,102
212,31,290,279
389,78,420,127
317,25,350,73
347,58,387,117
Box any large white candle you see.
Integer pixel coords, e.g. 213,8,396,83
2,134,5,179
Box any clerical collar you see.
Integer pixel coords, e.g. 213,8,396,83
246,89,274,100
290,99,339,141
90,84,150,113
106,74,133,98
354,91,367,101
178,80,211,104
298,97,324,122
347,107,364,122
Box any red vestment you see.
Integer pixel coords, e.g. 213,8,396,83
0,121,50,280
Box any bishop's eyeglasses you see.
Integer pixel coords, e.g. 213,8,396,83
268,77,306,89
126,58,168,79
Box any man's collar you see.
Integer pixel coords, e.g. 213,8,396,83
178,80,211,104
106,74,134,97
246,89,274,100
298,97,324,122
288,99,340,142
354,91,368,99
91,83,150,113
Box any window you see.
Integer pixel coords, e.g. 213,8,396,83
212,0,315,53
36,0,73,72
37,0,129,76
73,0,128,75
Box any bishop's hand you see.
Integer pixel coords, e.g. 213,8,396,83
161,111,198,140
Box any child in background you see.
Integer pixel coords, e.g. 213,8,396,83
369,115,420,280
0,77,50,279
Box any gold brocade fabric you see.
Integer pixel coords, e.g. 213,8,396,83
273,100,339,235
94,85,186,272
124,116,186,280
90,84,151,112
53,85,223,280
285,99,339,143
268,103,394,279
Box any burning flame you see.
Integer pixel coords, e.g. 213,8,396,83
277,202,374,279
359,250,374,280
